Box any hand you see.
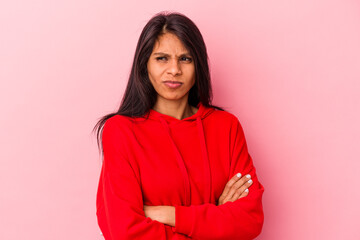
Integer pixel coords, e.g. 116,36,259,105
217,173,253,206
143,205,175,227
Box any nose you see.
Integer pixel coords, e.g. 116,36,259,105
167,58,182,76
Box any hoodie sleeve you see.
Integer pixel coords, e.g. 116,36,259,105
171,117,265,240
96,117,168,240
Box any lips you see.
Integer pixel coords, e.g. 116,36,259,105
163,81,183,89
163,80,183,84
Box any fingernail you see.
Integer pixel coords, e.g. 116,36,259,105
245,189,249,193
248,179,253,184
246,174,251,178
236,173,241,178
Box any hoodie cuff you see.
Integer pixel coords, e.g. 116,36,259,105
171,205,195,236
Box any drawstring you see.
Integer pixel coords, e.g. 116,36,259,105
196,116,212,203
158,116,212,206
158,117,191,206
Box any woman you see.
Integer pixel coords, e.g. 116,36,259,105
94,11,264,240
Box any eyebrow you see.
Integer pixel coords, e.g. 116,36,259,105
153,52,191,57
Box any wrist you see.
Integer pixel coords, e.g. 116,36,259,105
165,206,175,227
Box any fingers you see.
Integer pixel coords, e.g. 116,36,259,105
238,188,249,199
222,173,253,203
217,172,254,205
232,180,251,200
218,172,243,204
221,173,242,195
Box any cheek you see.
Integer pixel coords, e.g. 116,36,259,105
188,63,195,74
187,65,196,81
147,64,163,82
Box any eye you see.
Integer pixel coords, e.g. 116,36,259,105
181,57,192,62
156,57,167,61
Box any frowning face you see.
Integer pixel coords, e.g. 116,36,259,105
147,32,195,103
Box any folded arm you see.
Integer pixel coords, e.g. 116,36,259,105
96,117,169,240
171,117,265,240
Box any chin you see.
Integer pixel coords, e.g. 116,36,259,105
160,93,188,101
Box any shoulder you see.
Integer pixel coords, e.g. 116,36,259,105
209,107,241,127
102,115,134,139
105,114,133,126
206,107,247,140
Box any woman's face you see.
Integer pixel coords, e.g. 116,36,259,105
147,32,195,103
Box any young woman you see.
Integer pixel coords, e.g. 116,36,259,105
94,11,264,240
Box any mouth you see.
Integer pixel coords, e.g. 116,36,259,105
163,80,183,84
163,80,183,89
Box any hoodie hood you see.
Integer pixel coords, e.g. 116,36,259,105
146,102,216,205
147,102,215,124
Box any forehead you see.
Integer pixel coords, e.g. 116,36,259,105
152,33,189,53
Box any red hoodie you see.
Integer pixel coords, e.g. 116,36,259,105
96,102,264,240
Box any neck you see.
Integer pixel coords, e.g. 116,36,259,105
152,98,196,120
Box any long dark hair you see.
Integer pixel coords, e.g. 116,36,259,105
92,11,225,157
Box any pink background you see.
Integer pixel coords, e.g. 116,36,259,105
1,0,359,239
